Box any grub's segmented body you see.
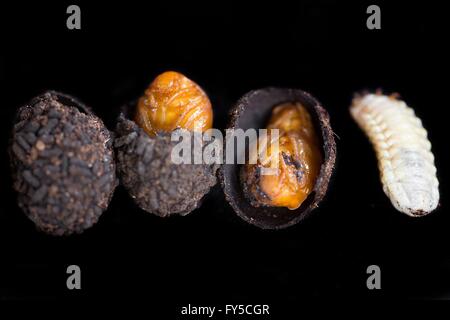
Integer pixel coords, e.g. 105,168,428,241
350,93,439,216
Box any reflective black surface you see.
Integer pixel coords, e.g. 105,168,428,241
0,0,449,310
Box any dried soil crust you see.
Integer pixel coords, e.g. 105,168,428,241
115,103,218,217
10,91,117,236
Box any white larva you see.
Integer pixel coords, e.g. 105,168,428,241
350,92,439,216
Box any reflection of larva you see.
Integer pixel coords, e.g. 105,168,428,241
350,92,439,216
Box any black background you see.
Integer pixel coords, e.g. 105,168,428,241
0,0,449,311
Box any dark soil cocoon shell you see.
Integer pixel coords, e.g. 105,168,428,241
9,91,117,236
220,88,336,229
115,103,219,217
